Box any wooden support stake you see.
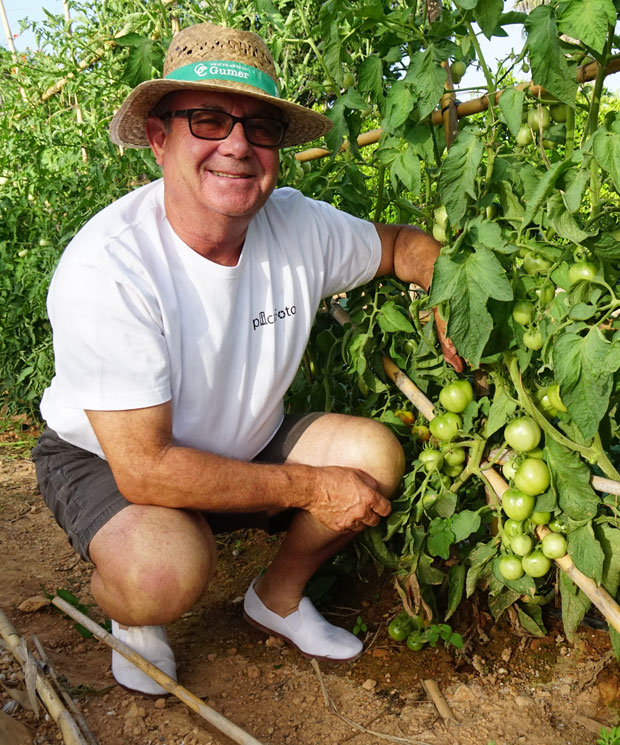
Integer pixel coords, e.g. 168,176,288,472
422,679,457,725
51,597,268,745
0,608,88,745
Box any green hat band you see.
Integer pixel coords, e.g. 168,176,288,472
165,60,279,97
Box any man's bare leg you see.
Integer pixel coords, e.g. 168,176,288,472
253,413,405,617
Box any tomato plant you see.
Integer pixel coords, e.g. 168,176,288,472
513,459,551,496
429,412,461,441
541,532,567,559
439,380,474,413
502,488,536,521
499,555,524,581
522,550,552,578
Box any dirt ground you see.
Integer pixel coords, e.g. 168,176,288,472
1,437,619,745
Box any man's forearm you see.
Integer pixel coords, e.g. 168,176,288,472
114,442,316,514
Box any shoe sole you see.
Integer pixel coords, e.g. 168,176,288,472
243,610,363,663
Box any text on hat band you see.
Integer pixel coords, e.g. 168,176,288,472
165,60,279,98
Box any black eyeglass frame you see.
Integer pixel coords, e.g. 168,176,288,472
162,108,288,149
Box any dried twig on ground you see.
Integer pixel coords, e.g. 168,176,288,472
310,657,433,745
422,680,457,726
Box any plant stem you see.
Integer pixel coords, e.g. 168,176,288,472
583,26,614,143
465,21,495,97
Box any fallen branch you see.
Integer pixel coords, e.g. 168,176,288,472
32,634,99,745
51,596,267,745
0,607,88,745
310,658,432,745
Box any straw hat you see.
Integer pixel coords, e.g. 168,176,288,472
109,23,332,148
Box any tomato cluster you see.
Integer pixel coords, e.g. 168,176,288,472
498,417,567,582
387,611,427,651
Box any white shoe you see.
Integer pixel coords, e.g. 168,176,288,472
243,579,363,662
111,620,177,695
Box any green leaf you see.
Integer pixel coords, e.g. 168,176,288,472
520,159,573,230
592,128,620,193
445,564,466,621
552,327,620,440
418,552,446,584
568,523,605,583
429,246,513,367
557,0,616,54
516,604,547,637
438,130,484,226
118,37,159,87
427,519,455,559
595,523,620,598
563,164,591,214
405,45,447,121
524,6,578,104
358,55,384,100
559,570,591,642
383,81,415,130
390,146,421,195
484,383,517,438
498,87,525,137
377,301,415,333
546,193,591,244
466,541,498,597
474,0,504,39
488,584,521,619
544,438,599,520
451,510,481,542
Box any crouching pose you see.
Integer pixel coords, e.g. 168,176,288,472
32,22,458,694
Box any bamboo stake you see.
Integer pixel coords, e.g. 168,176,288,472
295,58,620,163
0,0,28,102
0,608,88,745
422,679,457,725
63,2,88,164
330,303,620,636
51,597,268,745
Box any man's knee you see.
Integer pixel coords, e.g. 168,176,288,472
90,505,216,623
287,413,405,497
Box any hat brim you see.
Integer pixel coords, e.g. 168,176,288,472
109,78,332,149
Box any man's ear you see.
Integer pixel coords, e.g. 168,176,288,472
145,116,167,166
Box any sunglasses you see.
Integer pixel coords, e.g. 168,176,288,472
162,108,287,148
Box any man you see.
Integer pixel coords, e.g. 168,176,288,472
32,22,460,696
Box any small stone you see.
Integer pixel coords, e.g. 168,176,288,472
362,679,377,691
501,647,512,662
559,646,569,656
514,694,533,707
226,647,237,656
154,698,167,709
372,648,388,658
246,665,260,679
265,636,284,648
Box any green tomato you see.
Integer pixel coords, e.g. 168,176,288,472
504,417,541,453
522,549,552,578
541,532,567,559
535,281,555,305
502,487,536,521
443,462,464,478
450,59,467,84
537,389,559,419
439,380,474,413
432,222,446,243
429,412,461,442
442,445,466,466
342,72,355,88
512,300,535,326
434,204,448,229
523,252,553,275
516,125,533,147
504,518,525,537
548,516,567,534
514,458,550,496
406,633,426,652
499,555,524,581
527,106,551,131
388,612,415,641
530,511,551,525
510,534,533,556
523,328,543,351
568,261,598,285
419,448,444,472
502,456,518,481
550,103,568,122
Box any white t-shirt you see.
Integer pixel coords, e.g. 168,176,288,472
40,180,381,460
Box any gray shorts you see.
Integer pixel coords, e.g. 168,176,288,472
31,413,324,563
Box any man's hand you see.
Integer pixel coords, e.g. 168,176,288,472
433,307,464,372
305,466,392,533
